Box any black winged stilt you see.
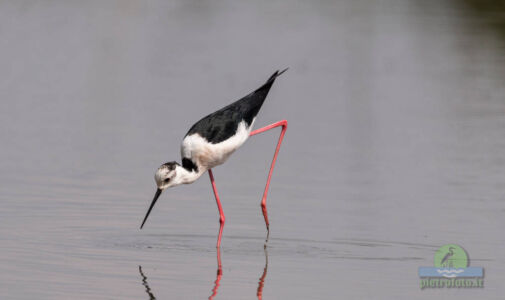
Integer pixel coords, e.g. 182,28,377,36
140,69,288,247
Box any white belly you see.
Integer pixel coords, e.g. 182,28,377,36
181,119,255,170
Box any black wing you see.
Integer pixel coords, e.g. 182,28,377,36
185,69,286,144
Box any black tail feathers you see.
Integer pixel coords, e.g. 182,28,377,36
267,68,289,82
255,68,288,93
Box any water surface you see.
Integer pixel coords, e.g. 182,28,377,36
1,0,504,299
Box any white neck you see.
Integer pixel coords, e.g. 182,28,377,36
173,165,205,185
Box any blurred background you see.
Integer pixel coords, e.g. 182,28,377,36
1,0,504,299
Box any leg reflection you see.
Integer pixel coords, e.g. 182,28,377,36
139,265,157,300
208,247,223,300
208,247,269,300
257,248,269,300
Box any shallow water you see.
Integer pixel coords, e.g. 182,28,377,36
1,0,505,299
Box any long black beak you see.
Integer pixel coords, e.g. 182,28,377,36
140,188,162,229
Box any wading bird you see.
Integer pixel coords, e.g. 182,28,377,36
140,69,288,247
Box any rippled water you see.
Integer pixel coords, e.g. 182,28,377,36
1,0,505,299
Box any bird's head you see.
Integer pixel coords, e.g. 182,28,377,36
140,161,181,229
154,161,180,190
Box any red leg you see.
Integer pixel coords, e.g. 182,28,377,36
208,169,225,248
207,120,287,247
249,120,287,244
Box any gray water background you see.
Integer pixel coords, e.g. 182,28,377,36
1,0,504,299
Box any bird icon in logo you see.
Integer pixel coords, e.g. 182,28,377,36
440,247,455,267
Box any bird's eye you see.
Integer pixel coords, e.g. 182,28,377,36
164,178,171,183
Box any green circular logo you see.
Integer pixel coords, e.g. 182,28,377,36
434,244,468,268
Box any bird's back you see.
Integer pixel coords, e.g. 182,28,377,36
185,69,285,144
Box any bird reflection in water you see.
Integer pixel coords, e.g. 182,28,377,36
209,247,269,300
256,248,269,300
139,265,156,300
208,247,223,299
138,248,269,300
